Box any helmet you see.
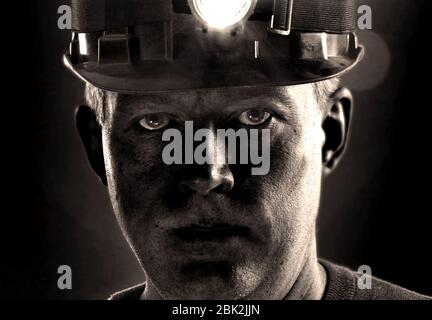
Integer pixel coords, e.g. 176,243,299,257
64,0,364,93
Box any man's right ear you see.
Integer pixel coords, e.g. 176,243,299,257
75,105,108,186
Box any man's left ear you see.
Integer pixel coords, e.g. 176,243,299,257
322,87,353,174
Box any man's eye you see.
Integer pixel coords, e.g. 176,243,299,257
237,109,272,126
138,113,170,131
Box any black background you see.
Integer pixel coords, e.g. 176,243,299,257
1,0,431,299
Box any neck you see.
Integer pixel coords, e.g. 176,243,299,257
281,243,327,300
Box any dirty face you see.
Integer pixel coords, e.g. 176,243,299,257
101,84,326,299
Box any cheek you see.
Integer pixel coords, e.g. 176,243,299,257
262,121,323,243
102,129,169,216
268,119,323,194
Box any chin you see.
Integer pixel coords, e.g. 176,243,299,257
158,260,262,300
170,279,252,300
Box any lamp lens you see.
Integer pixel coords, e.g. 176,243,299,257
191,0,255,29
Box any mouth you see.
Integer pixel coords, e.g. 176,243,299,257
166,221,262,260
171,224,251,242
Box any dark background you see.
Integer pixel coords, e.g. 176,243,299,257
2,0,431,299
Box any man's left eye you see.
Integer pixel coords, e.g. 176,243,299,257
237,109,272,126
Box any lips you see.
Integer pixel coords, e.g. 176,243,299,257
171,224,251,242
167,224,253,259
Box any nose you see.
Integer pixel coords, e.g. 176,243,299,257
181,164,234,196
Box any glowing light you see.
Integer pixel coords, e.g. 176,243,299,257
189,0,256,29
78,33,88,55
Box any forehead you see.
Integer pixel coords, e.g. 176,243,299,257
111,84,316,118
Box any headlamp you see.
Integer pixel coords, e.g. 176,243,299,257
187,0,257,29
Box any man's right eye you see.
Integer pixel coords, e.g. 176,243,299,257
138,113,171,131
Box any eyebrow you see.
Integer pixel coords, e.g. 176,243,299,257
117,94,165,107
116,88,295,117
224,91,295,117
117,93,186,115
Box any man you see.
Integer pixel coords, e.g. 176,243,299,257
65,0,430,300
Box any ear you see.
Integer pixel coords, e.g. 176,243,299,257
322,87,353,174
75,105,108,186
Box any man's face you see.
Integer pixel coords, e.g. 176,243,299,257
101,84,326,299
